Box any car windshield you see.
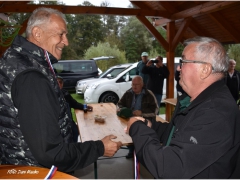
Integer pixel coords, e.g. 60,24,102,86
99,67,127,79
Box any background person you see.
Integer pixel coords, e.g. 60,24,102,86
117,75,158,158
57,76,93,111
136,52,150,86
175,66,186,99
142,56,169,108
57,76,93,142
127,36,240,178
225,59,240,103
0,7,122,173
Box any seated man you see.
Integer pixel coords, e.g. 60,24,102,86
117,75,158,158
57,76,93,142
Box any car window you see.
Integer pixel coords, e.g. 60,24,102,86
129,67,136,79
53,62,70,73
70,62,95,73
100,67,126,78
116,67,137,83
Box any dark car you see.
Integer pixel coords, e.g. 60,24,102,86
53,60,99,90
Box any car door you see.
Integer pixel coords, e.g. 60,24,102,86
116,67,137,98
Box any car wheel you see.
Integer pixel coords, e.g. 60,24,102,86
100,93,119,104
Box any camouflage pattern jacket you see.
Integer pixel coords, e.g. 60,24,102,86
0,35,72,166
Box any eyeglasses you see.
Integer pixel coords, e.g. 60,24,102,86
179,59,214,70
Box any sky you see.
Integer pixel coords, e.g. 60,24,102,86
61,0,131,8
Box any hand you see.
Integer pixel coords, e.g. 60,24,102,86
101,135,122,157
132,110,142,116
87,106,93,111
176,65,181,71
159,61,163,67
126,117,152,134
126,116,145,134
146,60,153,67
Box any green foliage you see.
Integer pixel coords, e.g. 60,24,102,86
70,94,84,122
61,1,105,59
227,44,240,71
120,17,153,62
151,27,166,57
149,49,160,59
84,42,127,71
124,34,139,62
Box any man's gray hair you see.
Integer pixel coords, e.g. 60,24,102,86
26,7,67,38
183,36,229,73
229,59,236,64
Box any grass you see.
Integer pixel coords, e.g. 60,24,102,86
70,93,84,122
69,93,166,122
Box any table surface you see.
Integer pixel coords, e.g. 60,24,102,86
75,103,132,146
0,165,78,179
164,98,177,106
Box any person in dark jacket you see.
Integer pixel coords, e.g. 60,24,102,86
175,67,186,99
117,75,158,158
225,59,240,103
56,76,93,142
0,7,122,173
142,56,169,107
126,36,240,178
136,52,150,86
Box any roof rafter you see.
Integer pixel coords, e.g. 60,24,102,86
171,17,193,51
0,4,170,18
171,1,238,20
136,15,169,51
208,12,240,43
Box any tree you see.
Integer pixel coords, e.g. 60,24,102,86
120,16,153,62
227,44,240,71
124,34,138,62
61,1,105,59
84,42,127,71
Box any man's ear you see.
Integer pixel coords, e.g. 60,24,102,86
200,64,212,79
32,26,43,43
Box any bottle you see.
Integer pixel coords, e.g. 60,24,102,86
83,104,88,113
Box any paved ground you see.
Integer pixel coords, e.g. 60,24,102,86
73,148,154,179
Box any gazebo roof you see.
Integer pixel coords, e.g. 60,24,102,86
0,1,240,45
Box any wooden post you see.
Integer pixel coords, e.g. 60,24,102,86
165,21,175,122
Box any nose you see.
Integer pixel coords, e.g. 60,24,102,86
62,35,69,46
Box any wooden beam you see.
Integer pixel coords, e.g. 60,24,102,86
165,21,175,122
171,1,238,20
188,18,212,37
0,4,171,18
159,1,178,13
131,1,152,11
208,12,240,43
171,17,193,51
154,18,172,27
136,15,169,51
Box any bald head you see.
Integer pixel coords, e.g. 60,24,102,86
132,76,144,94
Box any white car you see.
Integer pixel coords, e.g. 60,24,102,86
84,62,138,104
76,63,133,95
84,58,179,104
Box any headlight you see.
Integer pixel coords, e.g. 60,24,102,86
78,82,86,86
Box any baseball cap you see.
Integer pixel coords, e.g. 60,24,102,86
141,52,148,56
